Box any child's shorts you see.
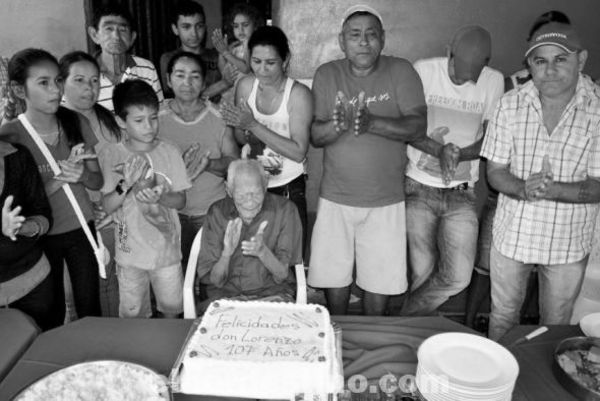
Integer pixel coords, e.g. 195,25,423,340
117,263,183,318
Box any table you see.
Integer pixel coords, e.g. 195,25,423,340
0,315,474,400
0,315,584,400
499,324,582,401
0,309,39,383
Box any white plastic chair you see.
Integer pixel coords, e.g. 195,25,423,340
183,228,203,319
182,227,307,318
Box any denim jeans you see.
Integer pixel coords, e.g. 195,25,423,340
488,245,587,341
402,177,478,315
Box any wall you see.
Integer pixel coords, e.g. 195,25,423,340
274,0,600,79
0,0,87,58
195,0,221,48
273,0,600,227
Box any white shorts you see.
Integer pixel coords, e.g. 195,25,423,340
117,263,183,318
308,198,407,295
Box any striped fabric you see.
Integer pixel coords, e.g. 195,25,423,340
481,75,600,264
97,55,164,112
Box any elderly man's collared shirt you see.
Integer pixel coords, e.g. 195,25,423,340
481,75,600,264
97,54,164,112
197,193,302,298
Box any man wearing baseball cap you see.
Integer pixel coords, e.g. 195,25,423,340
308,5,445,315
401,25,504,316
481,22,600,340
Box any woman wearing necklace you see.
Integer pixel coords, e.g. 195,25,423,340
221,26,312,257
0,49,103,328
59,51,122,317
159,51,238,272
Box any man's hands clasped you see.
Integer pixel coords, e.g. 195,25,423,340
333,91,370,136
524,155,553,201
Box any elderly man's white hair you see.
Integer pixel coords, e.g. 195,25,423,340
226,159,269,190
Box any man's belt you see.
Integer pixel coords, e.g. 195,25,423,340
447,182,469,191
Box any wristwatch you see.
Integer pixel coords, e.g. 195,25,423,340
115,179,132,195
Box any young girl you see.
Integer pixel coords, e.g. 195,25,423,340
159,51,238,270
1,48,103,328
60,51,121,317
204,3,263,102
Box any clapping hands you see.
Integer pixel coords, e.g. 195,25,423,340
183,143,211,181
334,91,370,136
223,217,243,257
212,29,229,55
220,99,256,130
120,154,150,188
55,143,95,183
241,220,268,257
222,219,269,258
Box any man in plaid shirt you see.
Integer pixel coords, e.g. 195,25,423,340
481,22,600,340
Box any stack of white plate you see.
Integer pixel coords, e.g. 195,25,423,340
416,333,519,401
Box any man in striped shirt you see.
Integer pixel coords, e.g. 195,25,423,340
87,4,163,112
481,23,600,340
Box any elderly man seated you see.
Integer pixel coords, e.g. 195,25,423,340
196,159,303,305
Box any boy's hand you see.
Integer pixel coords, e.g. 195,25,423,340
135,185,164,204
123,155,149,188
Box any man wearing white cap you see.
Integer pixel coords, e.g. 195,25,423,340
308,5,442,315
481,22,600,340
401,26,504,316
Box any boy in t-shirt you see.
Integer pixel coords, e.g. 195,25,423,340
159,0,221,99
99,80,191,318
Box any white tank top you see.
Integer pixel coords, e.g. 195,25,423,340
247,77,305,188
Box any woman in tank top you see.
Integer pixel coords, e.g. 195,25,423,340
221,26,313,255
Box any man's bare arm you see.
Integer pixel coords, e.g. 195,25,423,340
544,178,600,203
487,160,527,200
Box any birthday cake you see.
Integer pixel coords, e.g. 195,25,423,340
178,300,343,399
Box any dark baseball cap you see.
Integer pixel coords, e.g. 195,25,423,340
525,22,582,57
450,25,491,83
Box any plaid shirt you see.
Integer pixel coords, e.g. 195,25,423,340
481,75,600,264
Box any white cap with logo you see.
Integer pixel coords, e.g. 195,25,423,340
340,4,384,29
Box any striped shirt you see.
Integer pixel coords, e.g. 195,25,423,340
481,75,600,265
97,55,164,112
